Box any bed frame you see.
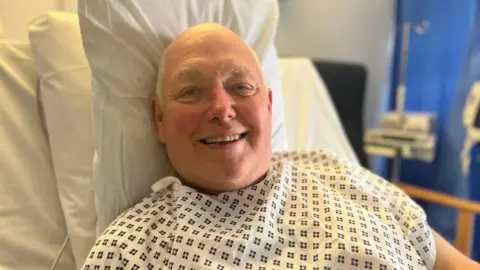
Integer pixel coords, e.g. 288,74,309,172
312,60,368,167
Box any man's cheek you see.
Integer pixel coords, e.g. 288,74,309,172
249,102,270,123
170,112,199,137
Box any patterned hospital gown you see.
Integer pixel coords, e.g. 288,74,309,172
83,149,436,270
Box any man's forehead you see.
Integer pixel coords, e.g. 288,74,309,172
162,31,262,84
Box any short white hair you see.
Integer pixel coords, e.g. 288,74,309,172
155,47,261,102
155,53,168,102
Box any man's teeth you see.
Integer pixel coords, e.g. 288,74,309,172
204,135,241,144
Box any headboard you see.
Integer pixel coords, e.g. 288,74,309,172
312,60,368,167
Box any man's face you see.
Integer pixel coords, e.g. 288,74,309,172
153,25,272,193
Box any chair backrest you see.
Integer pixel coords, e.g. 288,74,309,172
396,182,480,257
312,60,368,167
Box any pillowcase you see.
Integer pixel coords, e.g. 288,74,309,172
0,40,76,269
28,11,96,268
78,0,288,233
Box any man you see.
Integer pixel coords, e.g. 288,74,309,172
83,23,479,269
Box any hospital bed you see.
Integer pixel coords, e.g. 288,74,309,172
0,7,363,270
312,61,368,167
4,6,480,268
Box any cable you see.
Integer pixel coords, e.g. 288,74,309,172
50,236,70,270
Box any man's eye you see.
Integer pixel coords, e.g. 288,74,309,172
180,88,198,96
233,84,250,91
174,87,202,103
231,84,255,95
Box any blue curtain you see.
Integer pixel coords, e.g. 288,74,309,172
466,5,480,261
391,0,479,252
472,144,480,261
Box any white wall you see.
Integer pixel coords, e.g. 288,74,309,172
64,0,77,13
0,0,62,40
0,0,79,40
0,14,3,38
276,0,396,131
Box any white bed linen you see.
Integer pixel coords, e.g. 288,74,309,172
28,12,97,269
279,58,358,163
0,41,76,269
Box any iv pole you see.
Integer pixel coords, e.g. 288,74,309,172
391,22,411,183
390,20,430,182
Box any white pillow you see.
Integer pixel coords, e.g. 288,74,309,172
78,0,288,233
28,12,96,269
0,40,76,269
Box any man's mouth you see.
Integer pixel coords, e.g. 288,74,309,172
200,132,248,144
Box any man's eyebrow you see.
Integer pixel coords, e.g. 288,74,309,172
176,68,203,81
225,66,254,79
175,66,255,82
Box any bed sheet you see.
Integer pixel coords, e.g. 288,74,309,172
279,58,359,163
0,41,76,269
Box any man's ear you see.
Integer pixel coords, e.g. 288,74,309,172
267,88,273,113
151,96,166,143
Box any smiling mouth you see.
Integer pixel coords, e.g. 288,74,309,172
200,132,248,145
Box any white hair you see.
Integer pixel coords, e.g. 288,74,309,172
155,47,262,103
156,53,168,102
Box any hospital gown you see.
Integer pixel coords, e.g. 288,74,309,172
83,149,436,270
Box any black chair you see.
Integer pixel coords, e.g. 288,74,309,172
312,60,369,168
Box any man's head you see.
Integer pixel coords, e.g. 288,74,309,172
152,23,273,194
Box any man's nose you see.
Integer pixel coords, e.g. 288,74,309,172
206,87,236,123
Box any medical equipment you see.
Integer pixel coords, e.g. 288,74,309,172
463,82,480,135
462,81,480,259
381,111,437,133
364,21,437,181
461,82,480,173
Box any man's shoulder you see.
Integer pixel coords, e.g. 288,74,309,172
84,190,175,268
99,188,175,238
271,149,377,194
272,148,361,171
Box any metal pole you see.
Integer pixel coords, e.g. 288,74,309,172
391,22,412,183
396,22,411,130
391,151,402,183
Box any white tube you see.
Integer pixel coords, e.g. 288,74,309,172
50,236,70,270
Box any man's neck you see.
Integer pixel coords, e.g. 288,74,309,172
179,170,270,195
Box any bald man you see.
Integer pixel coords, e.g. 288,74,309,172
83,24,479,270
152,23,271,195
